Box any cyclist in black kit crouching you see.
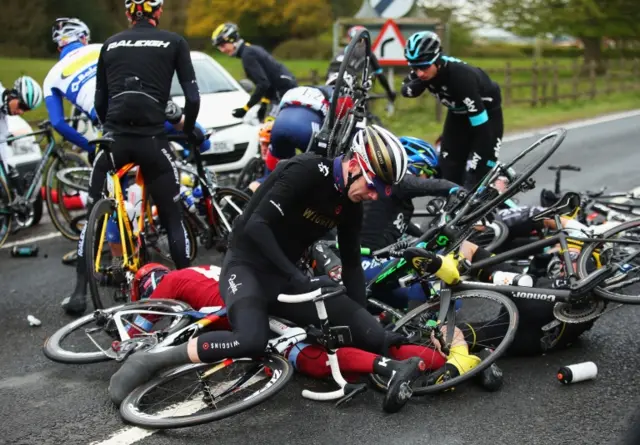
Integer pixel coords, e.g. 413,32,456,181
109,125,466,413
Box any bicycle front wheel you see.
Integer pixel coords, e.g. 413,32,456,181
120,353,293,429
577,218,640,304
369,288,518,395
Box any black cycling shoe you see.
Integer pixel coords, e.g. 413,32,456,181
61,273,88,316
382,357,427,413
109,344,190,406
474,348,504,392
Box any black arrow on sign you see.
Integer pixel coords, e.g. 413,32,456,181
379,37,394,58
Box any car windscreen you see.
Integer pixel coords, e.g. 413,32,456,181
171,58,238,96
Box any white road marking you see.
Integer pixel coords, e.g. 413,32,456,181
91,374,266,445
503,108,640,143
1,231,62,249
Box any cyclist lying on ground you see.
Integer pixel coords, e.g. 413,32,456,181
109,125,486,413
124,263,497,408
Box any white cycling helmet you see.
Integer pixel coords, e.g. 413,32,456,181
350,125,408,186
52,18,90,47
13,76,43,111
125,0,164,19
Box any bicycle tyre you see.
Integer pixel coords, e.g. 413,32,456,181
576,218,640,304
45,153,90,241
369,289,519,395
235,157,265,191
119,353,293,429
459,129,567,226
0,176,12,248
43,299,194,364
55,166,91,192
468,220,509,253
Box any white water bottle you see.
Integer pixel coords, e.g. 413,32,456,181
557,361,598,384
127,183,143,220
492,271,534,287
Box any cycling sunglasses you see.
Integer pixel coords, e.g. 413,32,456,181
353,152,393,197
408,53,440,68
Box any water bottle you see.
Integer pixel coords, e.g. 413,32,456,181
492,271,534,287
557,361,598,384
127,183,143,220
180,186,197,214
192,186,206,216
11,245,39,257
180,172,195,188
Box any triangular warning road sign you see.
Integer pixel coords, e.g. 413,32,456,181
371,19,407,66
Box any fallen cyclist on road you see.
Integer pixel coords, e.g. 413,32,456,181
108,125,482,413
122,263,460,406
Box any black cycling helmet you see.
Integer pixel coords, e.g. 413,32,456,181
404,31,442,67
211,23,240,47
125,0,164,21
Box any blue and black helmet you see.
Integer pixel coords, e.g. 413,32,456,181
404,31,441,66
399,136,439,177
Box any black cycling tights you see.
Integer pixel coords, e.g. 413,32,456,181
439,107,504,190
196,253,404,363
76,134,190,277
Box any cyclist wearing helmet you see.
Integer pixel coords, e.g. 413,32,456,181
327,25,396,105
91,0,199,269
401,31,503,190
0,76,43,181
44,18,101,155
246,120,276,194
109,125,465,412
212,23,297,122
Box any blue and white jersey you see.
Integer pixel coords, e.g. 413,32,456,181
43,43,102,152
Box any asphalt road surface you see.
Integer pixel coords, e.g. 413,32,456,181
2,112,640,445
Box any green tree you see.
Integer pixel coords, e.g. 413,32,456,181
186,0,332,49
481,0,640,68
418,1,474,54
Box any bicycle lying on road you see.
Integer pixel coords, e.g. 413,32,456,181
45,286,384,429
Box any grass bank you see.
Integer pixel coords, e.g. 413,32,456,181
1,55,638,143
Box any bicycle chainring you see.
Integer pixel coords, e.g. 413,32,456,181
553,299,607,323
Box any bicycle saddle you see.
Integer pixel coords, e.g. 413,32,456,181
88,135,115,146
531,191,581,222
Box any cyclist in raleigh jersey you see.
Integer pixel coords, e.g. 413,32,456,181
44,18,101,157
212,23,297,122
401,31,503,189
0,77,43,182
109,125,469,413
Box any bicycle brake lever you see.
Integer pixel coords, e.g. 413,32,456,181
335,382,368,407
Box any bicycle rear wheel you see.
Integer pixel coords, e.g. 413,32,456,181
45,153,90,241
43,299,193,364
369,288,518,395
468,220,509,253
120,353,293,429
577,219,640,304
235,156,265,191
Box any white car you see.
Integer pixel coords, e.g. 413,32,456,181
170,51,260,179
4,115,43,176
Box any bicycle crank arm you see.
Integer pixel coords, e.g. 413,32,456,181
335,383,368,407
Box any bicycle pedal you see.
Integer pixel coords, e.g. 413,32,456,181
541,319,561,332
335,383,367,407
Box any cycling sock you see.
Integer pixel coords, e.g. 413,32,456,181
388,344,446,370
446,344,480,375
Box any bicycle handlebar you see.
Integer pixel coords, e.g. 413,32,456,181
277,286,346,304
548,164,581,172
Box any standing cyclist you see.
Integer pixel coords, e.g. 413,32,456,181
44,18,101,158
211,23,297,122
0,77,43,186
401,31,503,189
76,0,199,306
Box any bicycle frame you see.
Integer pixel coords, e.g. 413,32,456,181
1,128,57,201
95,163,147,272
